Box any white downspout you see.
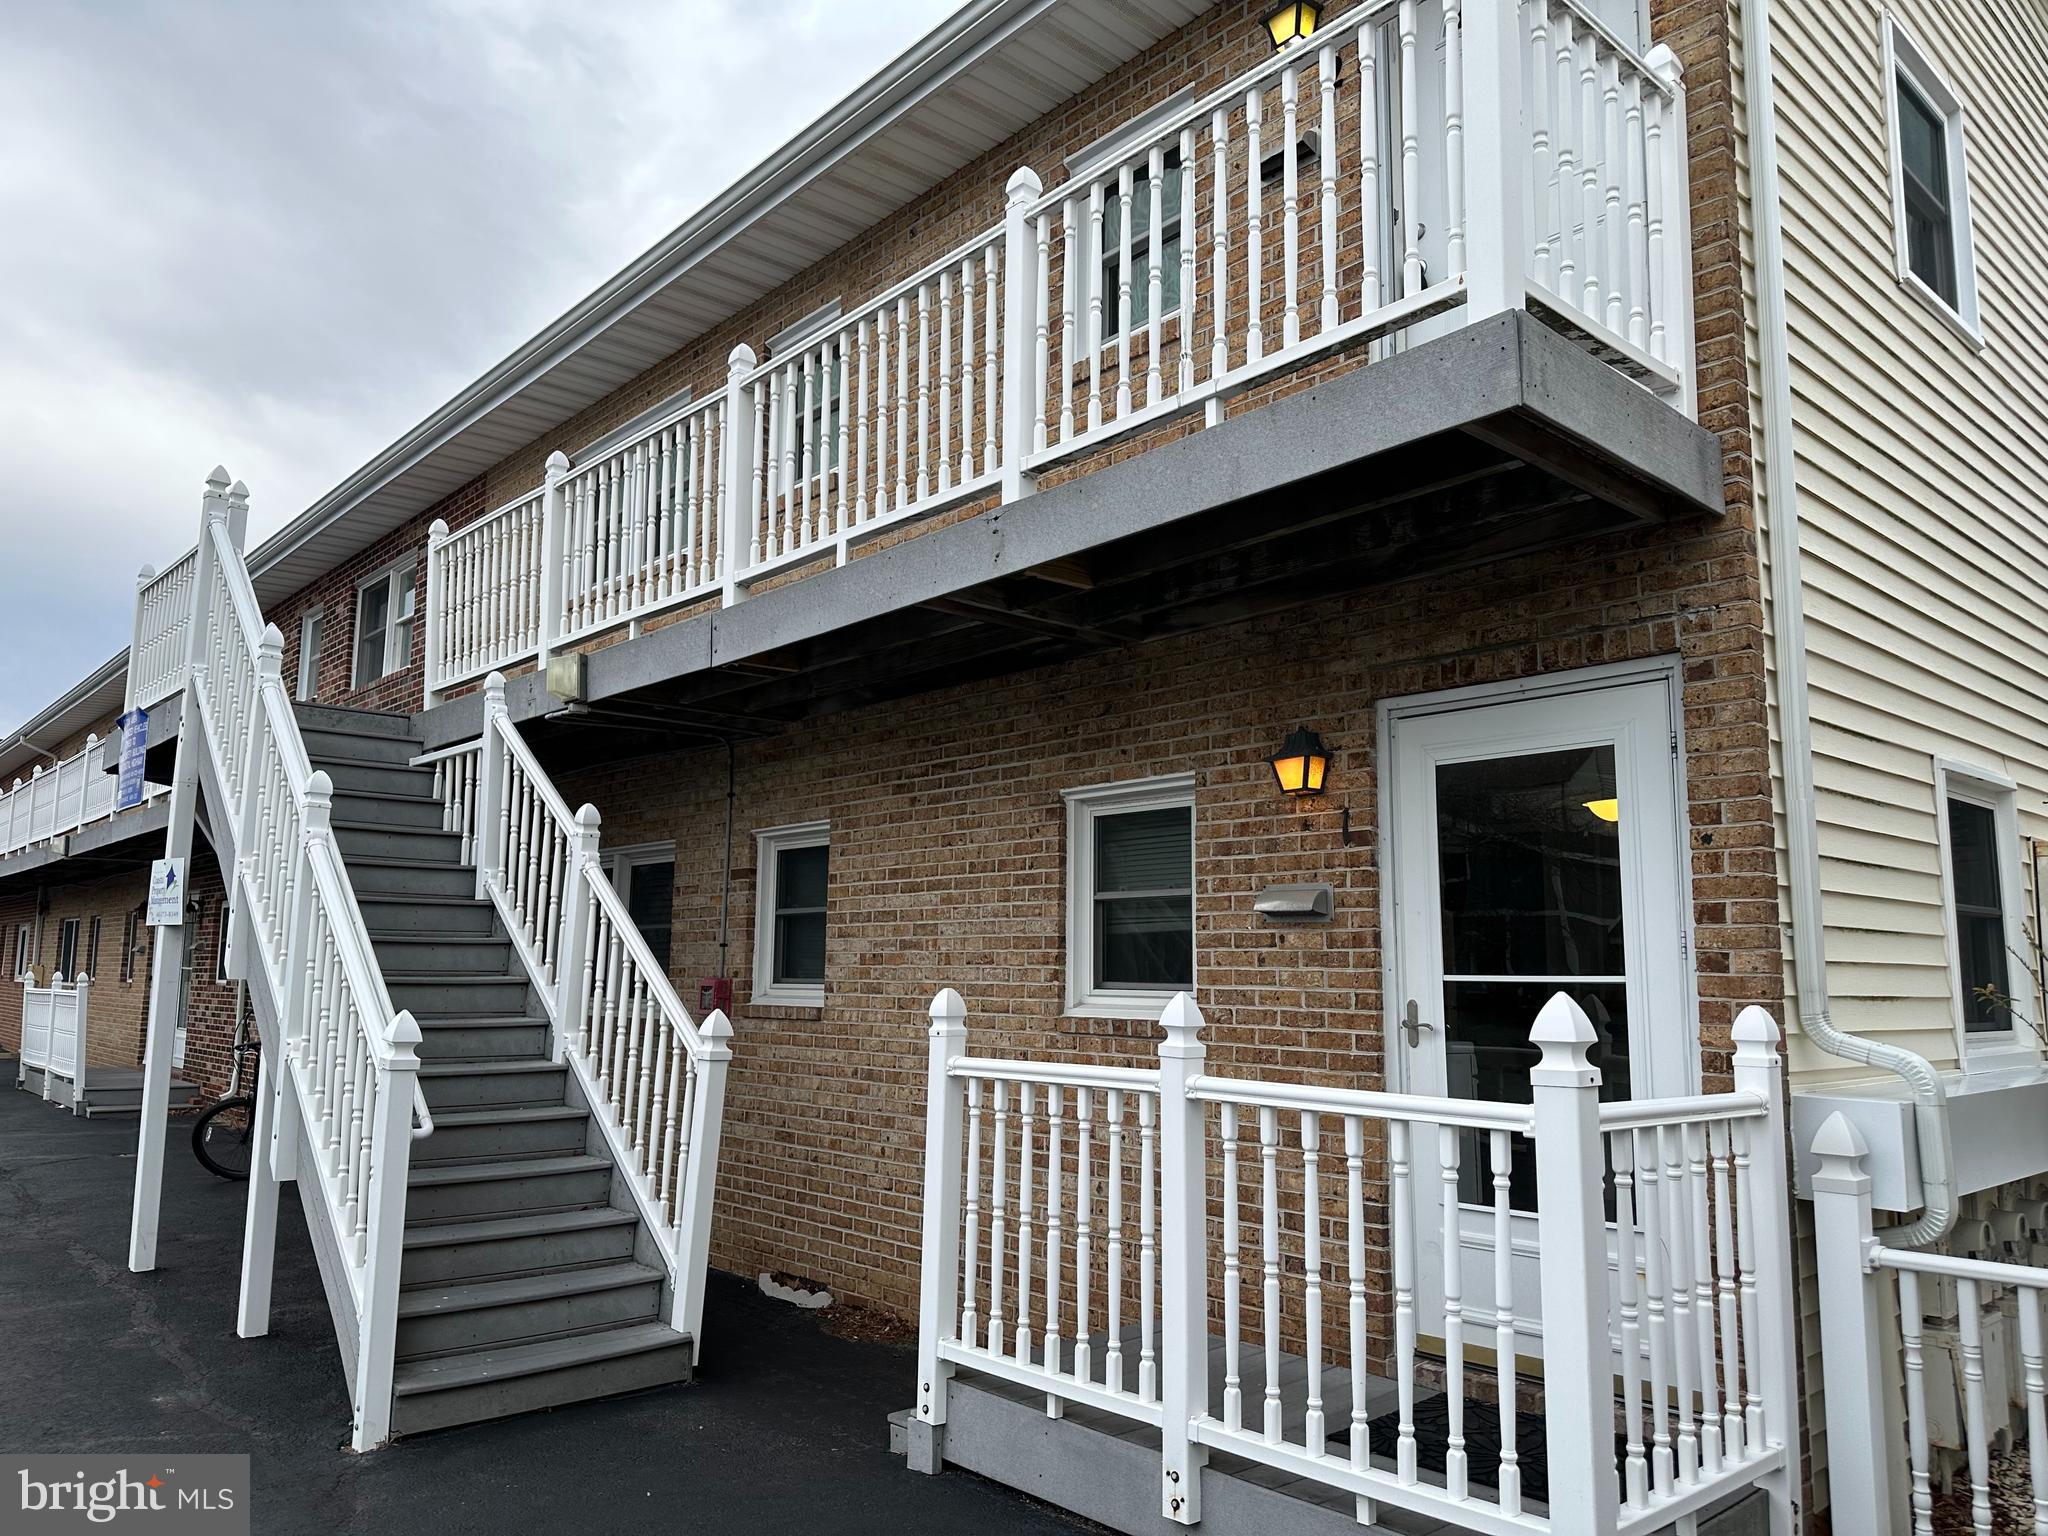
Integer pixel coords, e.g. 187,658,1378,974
1741,0,1954,1245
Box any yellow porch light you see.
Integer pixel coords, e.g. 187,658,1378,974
1583,797,1621,823
1264,2,1321,50
1269,726,1332,797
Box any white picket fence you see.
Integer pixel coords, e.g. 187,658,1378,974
16,974,90,1113
419,674,732,1354
178,470,432,1451
377,0,1695,710
1814,1116,2048,1536
0,735,163,858
915,991,1795,1535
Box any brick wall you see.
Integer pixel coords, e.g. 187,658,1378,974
554,504,1778,1328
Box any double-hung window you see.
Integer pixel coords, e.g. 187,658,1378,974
122,905,146,984
353,563,416,687
14,922,33,980
84,916,101,979
752,822,829,1007
1096,150,1185,340
1884,17,1980,337
1935,760,2034,1055
297,608,325,702
54,918,79,980
601,843,677,971
1064,775,1196,1016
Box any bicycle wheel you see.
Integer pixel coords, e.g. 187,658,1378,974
192,1096,257,1181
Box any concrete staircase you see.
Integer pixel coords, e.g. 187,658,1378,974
297,703,693,1436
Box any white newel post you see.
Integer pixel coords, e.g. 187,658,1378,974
911,986,968,1475
124,564,154,713
1810,1112,1895,1536
1459,0,1529,320
1529,992,1619,1536
553,804,602,1063
131,467,226,1274
1732,1006,1799,1534
1158,992,1210,1526
352,1009,423,1453
70,976,89,1114
473,673,509,901
1647,44,1698,419
423,518,450,709
718,346,757,606
673,1008,733,1354
237,1046,282,1338
998,167,1043,506
536,452,570,678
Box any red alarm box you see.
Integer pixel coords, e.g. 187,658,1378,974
697,976,733,1015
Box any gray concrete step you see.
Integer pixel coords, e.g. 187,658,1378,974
331,819,466,863
332,788,448,829
343,856,478,901
404,1152,612,1222
413,1018,551,1061
417,1058,569,1109
389,1321,691,1436
355,893,498,935
390,974,536,1017
368,933,517,976
400,1207,642,1287
395,1261,664,1362
301,728,420,765
413,1103,591,1164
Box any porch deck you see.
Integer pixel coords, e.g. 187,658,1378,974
15,1061,196,1117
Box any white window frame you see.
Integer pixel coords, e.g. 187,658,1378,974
1933,758,2036,1065
54,917,79,981
752,821,830,1008
601,840,677,965
352,560,417,688
1883,13,1982,345
1063,773,1197,1019
296,608,324,702
13,922,32,980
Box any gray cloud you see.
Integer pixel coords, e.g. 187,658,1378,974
0,0,959,731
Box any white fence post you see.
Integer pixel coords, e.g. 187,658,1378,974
1459,0,1530,319
1811,1112,1896,1536
672,1008,733,1357
423,518,450,709
536,452,570,680
1648,45,1698,418
1158,992,1209,1525
998,167,1043,506
553,805,601,1063
718,346,756,606
473,673,508,901
350,1010,422,1453
1529,991,1620,1536
912,986,968,1474
1733,1006,1799,1533
69,976,89,1114
123,564,154,714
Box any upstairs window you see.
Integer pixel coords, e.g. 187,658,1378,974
752,822,829,1007
353,562,416,687
1885,17,1979,337
297,609,324,702
1936,761,2033,1054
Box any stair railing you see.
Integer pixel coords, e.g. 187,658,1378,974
425,671,732,1356
181,472,428,1451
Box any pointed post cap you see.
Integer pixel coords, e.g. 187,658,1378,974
136,563,156,586
1732,1005,1781,1052
728,341,758,374
701,1008,734,1058
257,622,285,669
572,802,602,851
228,479,250,505
1006,165,1043,203
1645,42,1683,90
545,449,571,479
1529,990,1600,1087
387,1008,423,1049
84,732,98,749
206,465,231,492
1158,991,1206,1058
303,768,334,830
1808,1109,1873,1199
929,986,966,1037
428,517,451,543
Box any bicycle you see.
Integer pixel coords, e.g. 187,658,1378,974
191,1005,259,1181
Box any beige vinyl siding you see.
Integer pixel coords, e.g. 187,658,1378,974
1759,0,2048,1085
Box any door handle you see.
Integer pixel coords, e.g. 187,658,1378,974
1401,998,1434,1051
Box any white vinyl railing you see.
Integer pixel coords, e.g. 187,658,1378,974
179,471,429,1451
390,15,1696,710
1814,1118,2048,1536
15,974,90,1113
128,547,200,711
0,735,162,858
916,992,1795,1535
423,673,732,1353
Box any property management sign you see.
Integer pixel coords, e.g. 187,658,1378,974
2,1455,248,1533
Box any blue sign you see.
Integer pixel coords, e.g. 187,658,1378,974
116,708,148,810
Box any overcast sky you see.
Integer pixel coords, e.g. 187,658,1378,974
0,0,960,735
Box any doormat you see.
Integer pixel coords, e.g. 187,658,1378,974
1361,1394,1563,1505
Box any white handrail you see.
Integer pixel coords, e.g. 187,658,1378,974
180,477,424,1452
916,992,1797,1534
431,673,733,1356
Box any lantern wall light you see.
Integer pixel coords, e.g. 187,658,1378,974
1264,2,1321,50
1268,726,1332,797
